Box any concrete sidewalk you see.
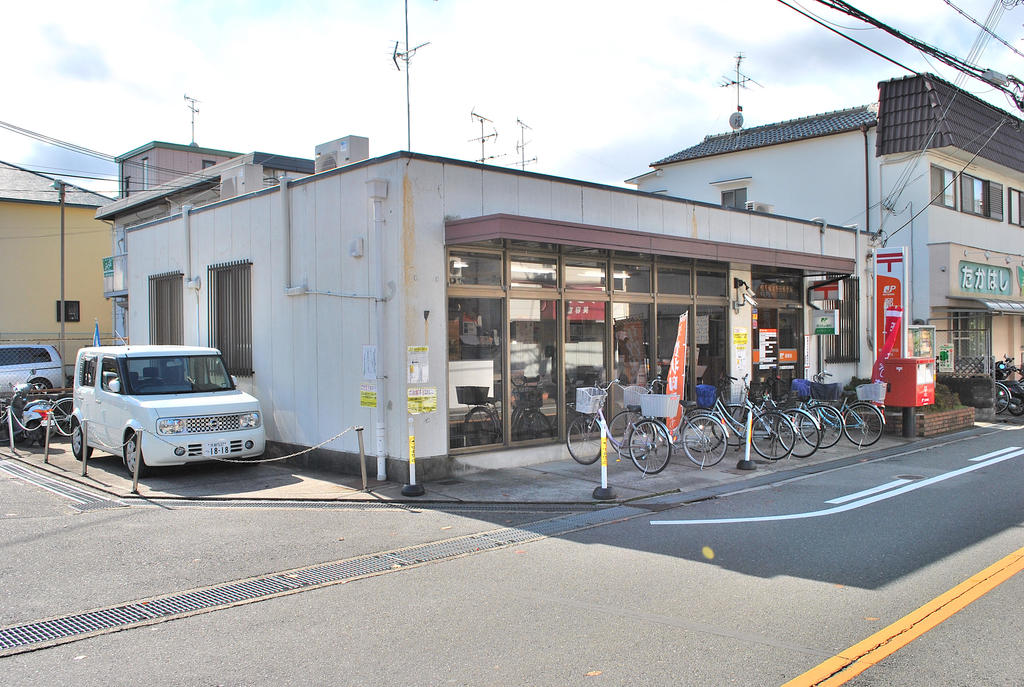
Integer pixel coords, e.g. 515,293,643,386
0,430,935,505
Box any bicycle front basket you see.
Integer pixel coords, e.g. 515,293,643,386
622,385,649,408
640,393,679,418
856,382,887,402
695,384,716,409
575,387,606,414
456,386,490,405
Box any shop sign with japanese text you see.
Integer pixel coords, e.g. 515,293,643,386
957,261,1012,296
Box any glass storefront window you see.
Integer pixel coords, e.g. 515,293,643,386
509,299,558,442
613,263,651,293
696,268,727,297
448,297,504,448
566,299,607,402
565,261,606,292
510,258,558,289
657,265,691,295
613,303,651,386
695,305,726,386
449,253,501,287
656,303,693,394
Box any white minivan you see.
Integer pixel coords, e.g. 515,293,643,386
70,345,265,476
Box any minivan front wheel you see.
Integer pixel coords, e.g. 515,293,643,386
70,418,93,462
123,431,149,478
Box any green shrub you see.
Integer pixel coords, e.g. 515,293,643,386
923,382,964,413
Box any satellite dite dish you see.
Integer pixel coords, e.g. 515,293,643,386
729,110,744,130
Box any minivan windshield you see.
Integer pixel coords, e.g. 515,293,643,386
124,355,234,395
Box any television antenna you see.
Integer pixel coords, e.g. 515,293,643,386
469,110,499,164
718,53,762,130
392,0,430,151
514,118,537,170
184,94,200,145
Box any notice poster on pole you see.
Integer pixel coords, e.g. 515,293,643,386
407,346,429,384
407,387,437,414
360,382,377,408
733,327,749,372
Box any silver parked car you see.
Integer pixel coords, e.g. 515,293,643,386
0,344,64,389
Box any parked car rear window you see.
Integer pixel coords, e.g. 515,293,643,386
125,355,234,395
0,347,52,365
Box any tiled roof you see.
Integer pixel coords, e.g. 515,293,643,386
0,161,112,206
653,106,878,166
876,73,1024,174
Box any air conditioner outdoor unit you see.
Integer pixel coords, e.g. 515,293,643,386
315,135,370,173
745,200,775,213
219,164,263,199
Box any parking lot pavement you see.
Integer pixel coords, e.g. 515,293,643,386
0,428,936,506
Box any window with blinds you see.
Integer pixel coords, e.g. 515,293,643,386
821,277,859,363
208,261,253,375
148,272,183,345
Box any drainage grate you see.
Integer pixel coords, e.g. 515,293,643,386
0,504,639,656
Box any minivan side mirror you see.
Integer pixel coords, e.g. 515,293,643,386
108,379,121,394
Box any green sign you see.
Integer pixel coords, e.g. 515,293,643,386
811,309,839,335
957,260,1011,296
102,256,114,278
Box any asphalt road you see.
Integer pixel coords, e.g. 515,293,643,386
1,425,1022,686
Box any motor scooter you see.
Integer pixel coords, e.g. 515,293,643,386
995,356,1024,416
1,383,55,446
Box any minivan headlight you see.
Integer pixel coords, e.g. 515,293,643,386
157,418,187,435
239,411,261,428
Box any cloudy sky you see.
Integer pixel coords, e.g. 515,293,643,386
3,0,1023,196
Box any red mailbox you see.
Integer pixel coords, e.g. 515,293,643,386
881,357,935,407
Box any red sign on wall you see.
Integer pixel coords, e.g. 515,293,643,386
874,248,906,360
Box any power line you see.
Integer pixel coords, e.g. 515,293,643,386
808,0,1024,110
942,0,1023,60
775,0,918,74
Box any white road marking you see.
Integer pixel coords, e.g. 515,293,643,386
825,478,912,505
651,448,1024,525
970,446,1021,462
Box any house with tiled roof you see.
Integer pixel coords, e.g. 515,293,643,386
629,73,1024,400
0,161,112,380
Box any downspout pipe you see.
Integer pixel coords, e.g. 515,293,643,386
280,176,303,294
367,179,390,481
181,205,202,344
860,123,871,378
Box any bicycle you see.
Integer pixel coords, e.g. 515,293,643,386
681,375,797,463
784,377,845,450
459,377,556,447
566,381,673,474
807,372,885,447
755,376,822,458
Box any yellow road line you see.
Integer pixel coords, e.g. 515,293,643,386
783,546,1024,687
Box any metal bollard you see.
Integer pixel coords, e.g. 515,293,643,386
592,420,615,500
7,405,14,452
43,412,52,464
80,419,89,477
131,433,142,495
736,409,757,470
401,415,425,497
356,426,368,491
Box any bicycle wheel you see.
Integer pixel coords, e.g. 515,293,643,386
51,398,74,436
463,407,500,447
811,404,844,449
512,408,553,441
608,410,641,459
783,408,820,458
626,419,672,474
843,403,884,447
749,410,795,460
723,404,749,447
994,383,1010,414
679,414,727,467
566,413,602,465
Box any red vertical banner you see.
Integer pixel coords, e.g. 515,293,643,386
872,307,903,382
665,312,688,431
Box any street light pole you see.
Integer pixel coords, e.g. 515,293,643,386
53,180,66,380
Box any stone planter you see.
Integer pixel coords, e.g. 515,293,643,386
885,407,975,437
